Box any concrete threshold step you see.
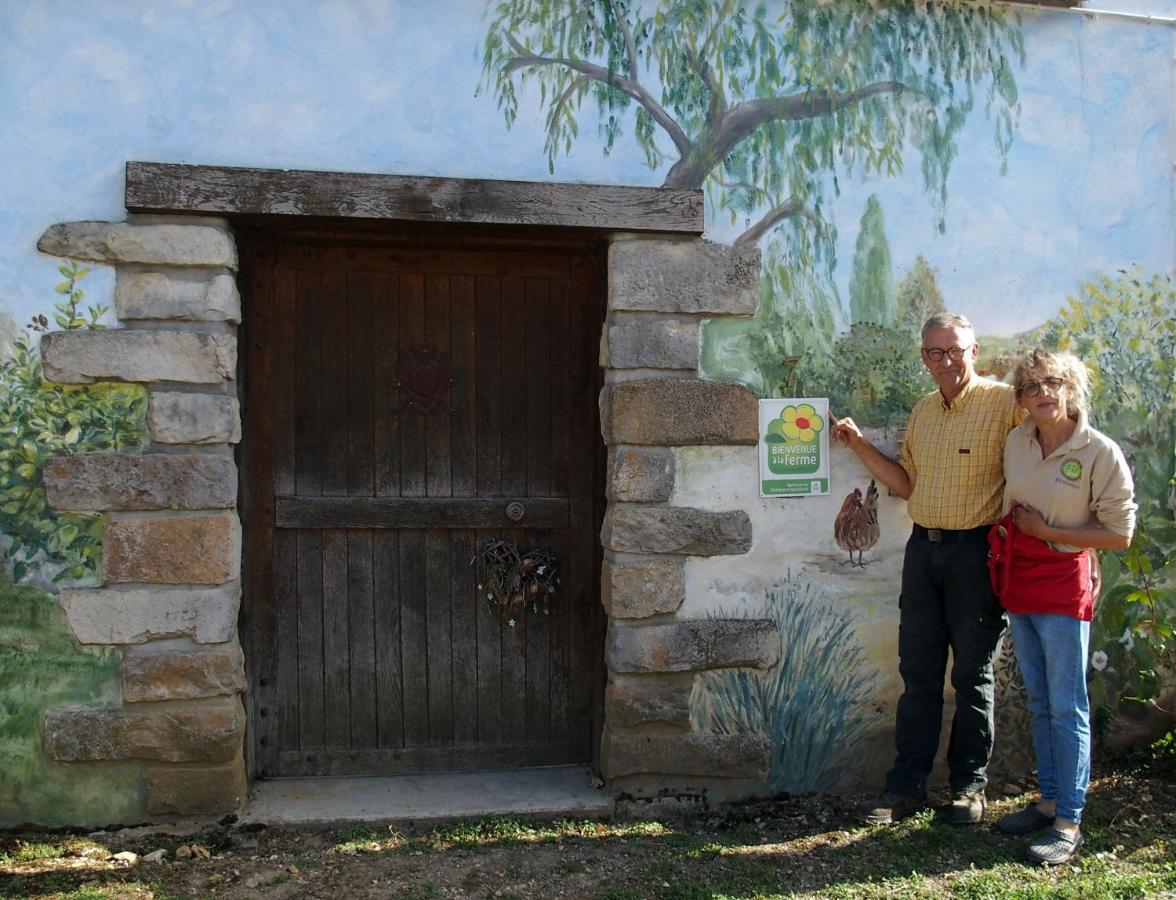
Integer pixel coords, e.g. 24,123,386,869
241,765,612,826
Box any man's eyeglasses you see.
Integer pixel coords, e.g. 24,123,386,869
921,344,973,362
1018,377,1066,397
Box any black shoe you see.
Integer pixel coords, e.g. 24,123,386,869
854,792,927,825
997,804,1054,835
949,790,987,825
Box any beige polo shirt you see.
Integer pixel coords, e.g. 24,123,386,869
1002,411,1137,552
900,376,1023,530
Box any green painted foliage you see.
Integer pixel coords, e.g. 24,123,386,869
483,1,1023,424
894,253,946,330
701,263,843,398
691,574,877,794
0,583,142,827
482,0,1023,268
825,321,931,427
848,195,896,327
1039,268,1176,521
0,262,147,585
1032,268,1176,725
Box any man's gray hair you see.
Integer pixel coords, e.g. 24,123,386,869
921,312,974,339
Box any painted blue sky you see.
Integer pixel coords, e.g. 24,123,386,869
0,0,1172,338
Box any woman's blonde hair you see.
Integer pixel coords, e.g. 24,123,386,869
1011,348,1090,418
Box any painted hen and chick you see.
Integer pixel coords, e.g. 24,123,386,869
834,478,879,567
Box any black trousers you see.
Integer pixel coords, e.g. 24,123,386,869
885,531,1007,796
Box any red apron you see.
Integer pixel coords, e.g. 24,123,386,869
987,512,1094,621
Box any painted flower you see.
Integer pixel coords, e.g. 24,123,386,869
1091,650,1109,672
775,403,824,443
1118,627,1135,652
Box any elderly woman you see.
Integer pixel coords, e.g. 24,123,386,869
996,348,1136,864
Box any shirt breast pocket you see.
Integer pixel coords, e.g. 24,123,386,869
957,434,1002,483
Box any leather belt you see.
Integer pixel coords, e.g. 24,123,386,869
912,524,991,543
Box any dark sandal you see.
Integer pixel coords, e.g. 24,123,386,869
1026,827,1083,865
997,804,1054,835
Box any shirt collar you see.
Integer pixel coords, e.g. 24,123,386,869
1016,408,1092,453
940,375,979,412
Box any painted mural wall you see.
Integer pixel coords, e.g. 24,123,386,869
1,0,1173,820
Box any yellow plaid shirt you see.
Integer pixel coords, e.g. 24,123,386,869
900,376,1024,530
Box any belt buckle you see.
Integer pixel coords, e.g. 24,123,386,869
927,528,943,542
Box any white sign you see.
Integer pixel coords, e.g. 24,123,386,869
759,398,831,498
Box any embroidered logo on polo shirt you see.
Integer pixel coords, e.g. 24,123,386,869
1061,458,1082,481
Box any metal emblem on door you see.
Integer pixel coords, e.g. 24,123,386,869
392,343,455,414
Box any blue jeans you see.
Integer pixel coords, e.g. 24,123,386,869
1008,612,1091,824
886,534,1007,796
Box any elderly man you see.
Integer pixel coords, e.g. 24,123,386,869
833,312,1023,826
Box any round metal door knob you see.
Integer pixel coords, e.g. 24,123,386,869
505,501,526,522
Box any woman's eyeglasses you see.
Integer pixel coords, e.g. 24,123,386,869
1018,377,1066,397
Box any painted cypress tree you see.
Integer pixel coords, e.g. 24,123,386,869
848,195,895,327
895,255,947,334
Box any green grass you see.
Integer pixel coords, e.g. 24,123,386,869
0,841,62,863
423,815,672,849
2,771,1173,900
331,823,399,854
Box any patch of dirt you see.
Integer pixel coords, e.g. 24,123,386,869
2,759,1174,899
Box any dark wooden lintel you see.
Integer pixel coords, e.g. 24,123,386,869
275,496,570,529
125,162,703,234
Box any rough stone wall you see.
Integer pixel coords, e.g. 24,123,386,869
33,222,776,818
38,217,247,818
598,234,777,807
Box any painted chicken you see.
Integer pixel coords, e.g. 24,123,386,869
834,479,880,567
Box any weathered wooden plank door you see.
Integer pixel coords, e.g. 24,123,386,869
241,227,605,778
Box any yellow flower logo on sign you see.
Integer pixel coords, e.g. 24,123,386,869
768,403,824,443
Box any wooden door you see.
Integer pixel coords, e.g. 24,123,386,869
240,227,605,778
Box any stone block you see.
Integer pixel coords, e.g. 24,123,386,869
122,644,246,702
116,269,241,323
606,619,779,673
605,676,693,729
602,558,685,618
609,238,759,316
602,730,770,779
604,380,758,445
103,514,240,585
41,330,236,385
60,585,240,645
38,220,237,268
607,447,674,502
43,698,245,763
44,453,236,512
148,391,241,445
602,506,752,556
146,757,247,816
604,319,698,370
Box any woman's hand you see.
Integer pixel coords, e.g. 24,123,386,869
1012,501,1051,540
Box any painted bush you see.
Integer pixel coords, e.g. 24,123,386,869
0,265,148,826
691,574,878,794
0,263,147,587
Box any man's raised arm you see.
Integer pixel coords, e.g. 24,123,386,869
831,412,913,500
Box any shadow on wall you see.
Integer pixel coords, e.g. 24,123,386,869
0,583,143,827
691,572,880,795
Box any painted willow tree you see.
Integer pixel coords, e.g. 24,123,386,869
480,0,1024,405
